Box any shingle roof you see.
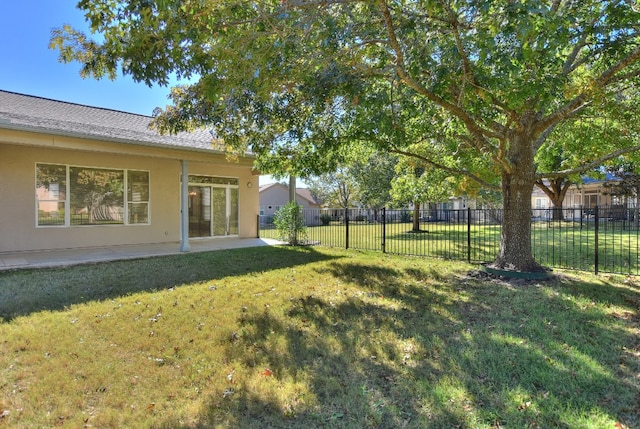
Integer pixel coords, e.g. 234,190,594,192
295,188,322,205
0,89,225,152
258,182,322,205
581,173,619,184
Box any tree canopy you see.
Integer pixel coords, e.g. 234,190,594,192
307,168,357,208
305,146,396,209
52,0,640,272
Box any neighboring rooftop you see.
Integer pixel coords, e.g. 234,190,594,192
295,188,322,205
581,173,620,184
258,182,282,193
259,182,321,205
0,89,224,152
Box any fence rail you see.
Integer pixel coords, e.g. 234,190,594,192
258,206,640,275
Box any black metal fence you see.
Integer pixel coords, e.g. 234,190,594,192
258,206,640,275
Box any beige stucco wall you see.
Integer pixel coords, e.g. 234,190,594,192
260,184,291,217
259,184,318,217
0,130,258,253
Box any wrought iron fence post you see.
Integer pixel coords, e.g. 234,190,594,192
382,207,386,253
467,207,471,263
294,204,637,275
594,205,599,275
345,207,349,250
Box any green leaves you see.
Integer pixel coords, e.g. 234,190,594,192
273,202,307,246
391,155,454,208
52,0,640,188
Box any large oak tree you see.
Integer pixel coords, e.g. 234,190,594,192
52,0,640,272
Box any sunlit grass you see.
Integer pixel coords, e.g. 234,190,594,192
261,220,640,273
0,246,638,428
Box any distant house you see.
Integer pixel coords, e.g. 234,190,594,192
0,90,259,253
259,183,322,224
400,197,479,223
531,174,630,220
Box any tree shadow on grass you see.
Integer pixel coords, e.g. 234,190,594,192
167,262,640,428
0,246,341,322
383,229,500,262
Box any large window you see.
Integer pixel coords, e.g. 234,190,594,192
127,170,150,224
36,163,150,227
36,164,67,226
69,167,124,225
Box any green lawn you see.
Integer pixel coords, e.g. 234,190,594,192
261,220,640,274
259,221,499,260
1,246,639,428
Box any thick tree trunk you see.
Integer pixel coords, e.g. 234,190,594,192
492,130,546,272
550,199,564,221
535,178,570,221
495,174,544,271
412,202,421,232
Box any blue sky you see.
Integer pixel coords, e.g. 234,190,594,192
0,1,176,115
0,1,288,185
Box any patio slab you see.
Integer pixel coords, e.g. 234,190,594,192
0,238,282,272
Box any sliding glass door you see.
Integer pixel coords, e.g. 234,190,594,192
211,187,227,236
188,180,238,238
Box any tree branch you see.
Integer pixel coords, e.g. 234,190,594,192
444,4,474,86
608,68,640,85
283,0,359,7
539,143,640,180
562,9,605,75
389,146,499,190
377,0,503,156
534,177,572,203
538,44,640,134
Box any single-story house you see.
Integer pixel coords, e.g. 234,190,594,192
259,183,322,224
392,197,480,223
0,90,259,253
531,174,630,220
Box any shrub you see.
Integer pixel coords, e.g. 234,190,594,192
319,213,332,226
273,202,307,245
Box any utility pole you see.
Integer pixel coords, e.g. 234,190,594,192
289,174,298,244
289,175,296,204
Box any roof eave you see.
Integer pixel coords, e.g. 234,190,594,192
0,121,256,159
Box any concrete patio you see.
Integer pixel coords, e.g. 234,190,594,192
0,237,282,271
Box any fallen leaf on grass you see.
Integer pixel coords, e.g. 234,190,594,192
263,368,273,377
518,401,532,411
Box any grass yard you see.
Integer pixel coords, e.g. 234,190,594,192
260,222,501,261
0,246,639,428
262,220,640,274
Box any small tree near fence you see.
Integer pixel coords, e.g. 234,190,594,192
273,202,307,246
